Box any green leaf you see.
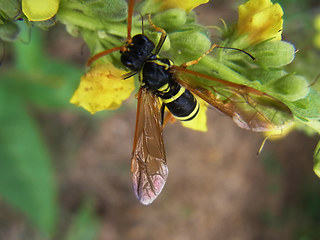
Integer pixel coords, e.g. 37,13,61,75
287,89,320,119
65,201,101,240
13,27,81,109
19,61,82,109
0,81,58,235
314,140,320,178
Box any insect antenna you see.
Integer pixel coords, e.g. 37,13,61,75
140,13,145,35
216,46,256,61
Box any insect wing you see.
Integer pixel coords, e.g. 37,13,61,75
131,88,168,205
172,66,293,132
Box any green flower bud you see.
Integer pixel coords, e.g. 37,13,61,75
247,68,287,84
81,0,127,22
152,9,187,30
266,74,309,101
169,30,211,64
138,0,163,15
250,41,295,68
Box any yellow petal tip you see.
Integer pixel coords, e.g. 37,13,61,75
22,0,59,21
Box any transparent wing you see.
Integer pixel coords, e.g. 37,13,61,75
131,88,168,205
172,65,293,132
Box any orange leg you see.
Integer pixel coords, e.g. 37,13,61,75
127,0,135,42
147,14,167,55
180,43,219,68
162,112,176,128
86,0,135,66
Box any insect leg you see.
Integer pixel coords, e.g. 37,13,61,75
180,44,255,68
147,14,167,55
160,103,165,126
180,43,219,68
127,0,135,42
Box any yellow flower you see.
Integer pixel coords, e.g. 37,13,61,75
237,0,283,45
181,98,208,132
22,0,59,21
70,63,135,114
157,0,209,12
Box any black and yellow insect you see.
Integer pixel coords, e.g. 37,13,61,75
87,0,293,205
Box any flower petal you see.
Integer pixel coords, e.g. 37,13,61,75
181,99,208,132
237,0,283,45
70,63,135,114
158,0,209,12
22,0,59,21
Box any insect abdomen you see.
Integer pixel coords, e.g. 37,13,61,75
142,58,199,121
160,83,199,121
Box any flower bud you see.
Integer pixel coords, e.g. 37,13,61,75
266,74,309,101
250,41,295,68
152,9,187,30
169,30,211,64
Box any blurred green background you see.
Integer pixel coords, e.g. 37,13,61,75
0,0,320,239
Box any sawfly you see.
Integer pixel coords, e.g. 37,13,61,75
87,0,293,205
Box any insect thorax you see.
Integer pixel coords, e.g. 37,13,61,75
141,58,173,91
